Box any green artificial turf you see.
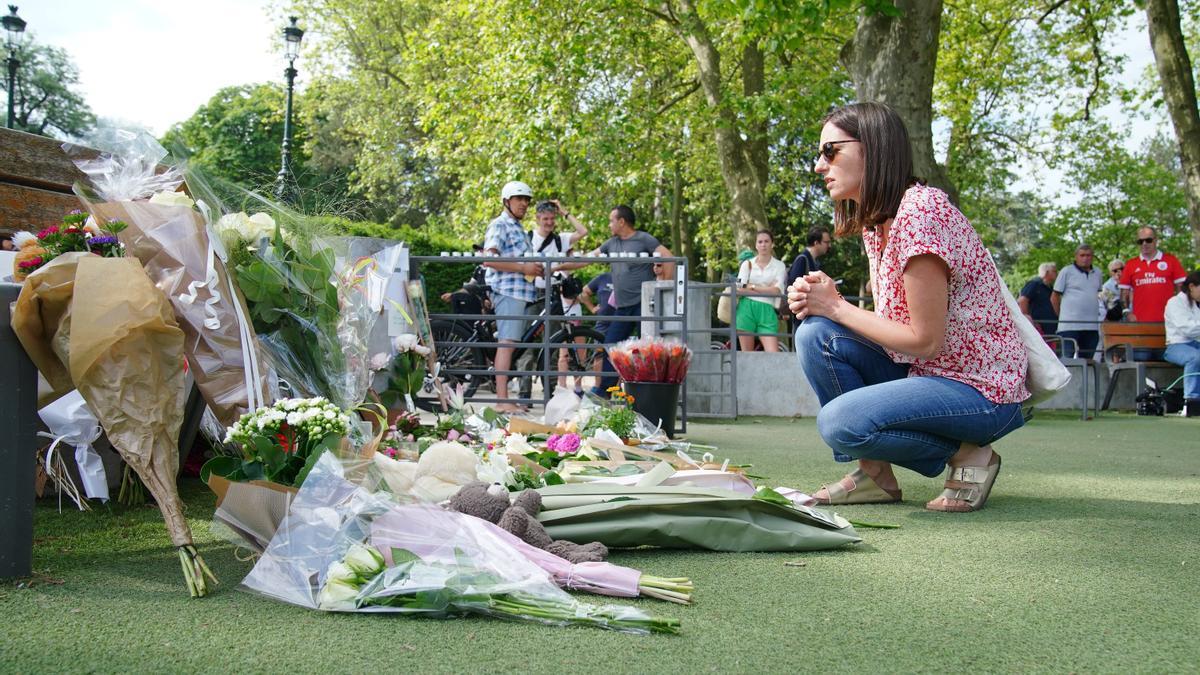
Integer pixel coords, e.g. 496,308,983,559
2,411,1198,673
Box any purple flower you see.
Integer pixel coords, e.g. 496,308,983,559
89,235,119,246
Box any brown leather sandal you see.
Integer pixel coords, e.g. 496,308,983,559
926,453,1002,512
812,467,903,505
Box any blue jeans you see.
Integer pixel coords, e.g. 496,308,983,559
1164,341,1200,399
594,304,641,393
795,317,1025,477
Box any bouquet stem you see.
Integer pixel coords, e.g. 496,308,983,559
118,465,145,507
177,545,219,598
638,575,694,604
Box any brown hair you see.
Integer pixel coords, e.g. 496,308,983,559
822,102,917,238
1184,270,1200,307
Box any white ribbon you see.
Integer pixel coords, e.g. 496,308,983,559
675,450,715,469
183,200,266,412
37,432,90,512
38,391,107,504
177,201,225,331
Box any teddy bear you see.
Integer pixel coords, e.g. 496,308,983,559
449,481,608,564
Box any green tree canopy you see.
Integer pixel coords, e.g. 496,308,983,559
3,40,95,139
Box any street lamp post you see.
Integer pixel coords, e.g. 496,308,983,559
3,5,26,130
274,16,304,202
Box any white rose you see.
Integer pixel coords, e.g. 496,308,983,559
481,428,506,445
317,579,360,611
325,560,358,585
393,334,420,353
369,353,392,371
343,543,384,578
148,190,195,208
504,433,534,454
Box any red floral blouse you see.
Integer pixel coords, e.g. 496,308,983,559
862,184,1029,404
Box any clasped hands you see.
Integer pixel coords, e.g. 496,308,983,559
787,271,842,320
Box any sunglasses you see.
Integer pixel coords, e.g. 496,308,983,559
1136,237,1155,244
1111,266,1124,272
818,139,860,161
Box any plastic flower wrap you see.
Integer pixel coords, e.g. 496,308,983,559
227,224,405,411
66,134,271,428
609,337,692,384
240,453,679,633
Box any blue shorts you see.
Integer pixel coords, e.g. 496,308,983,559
491,293,529,341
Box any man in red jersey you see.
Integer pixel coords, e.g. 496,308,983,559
1119,226,1187,359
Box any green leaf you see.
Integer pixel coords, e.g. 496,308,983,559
200,455,242,483
752,486,792,507
294,446,331,487
240,460,266,481
542,471,564,486
390,548,420,566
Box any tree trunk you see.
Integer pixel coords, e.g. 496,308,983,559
1145,0,1200,253
670,161,701,275
841,0,958,203
674,0,769,252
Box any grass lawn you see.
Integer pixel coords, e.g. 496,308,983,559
3,411,1198,673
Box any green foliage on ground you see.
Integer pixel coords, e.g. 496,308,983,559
4,413,1198,672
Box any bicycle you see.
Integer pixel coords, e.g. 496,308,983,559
419,267,608,410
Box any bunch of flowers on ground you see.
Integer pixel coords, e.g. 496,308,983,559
204,397,351,487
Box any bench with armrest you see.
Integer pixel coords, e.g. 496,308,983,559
1100,322,1182,411
1043,334,1100,419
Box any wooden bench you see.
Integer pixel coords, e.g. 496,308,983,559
1100,321,1182,410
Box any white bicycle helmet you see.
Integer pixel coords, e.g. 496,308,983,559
501,180,534,201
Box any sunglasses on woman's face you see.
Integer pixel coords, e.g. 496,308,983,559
819,139,860,162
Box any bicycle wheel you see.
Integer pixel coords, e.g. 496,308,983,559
541,326,608,398
416,320,486,411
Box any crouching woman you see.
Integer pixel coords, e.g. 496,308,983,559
790,102,1028,512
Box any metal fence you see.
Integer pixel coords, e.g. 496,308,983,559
410,253,692,429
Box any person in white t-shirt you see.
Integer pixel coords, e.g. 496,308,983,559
736,230,787,352
530,200,588,289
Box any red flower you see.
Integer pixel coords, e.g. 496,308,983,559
276,423,293,453
37,226,59,239
18,257,44,269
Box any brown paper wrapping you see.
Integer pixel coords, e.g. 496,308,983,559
13,255,195,548
82,201,271,428
208,475,296,553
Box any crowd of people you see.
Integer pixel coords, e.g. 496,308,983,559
478,181,674,412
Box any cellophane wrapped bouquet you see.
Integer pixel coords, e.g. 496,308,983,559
202,179,406,413
608,337,692,384
241,453,680,634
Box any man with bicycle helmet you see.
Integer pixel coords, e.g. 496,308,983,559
482,180,543,412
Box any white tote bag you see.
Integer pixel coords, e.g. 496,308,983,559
994,265,1072,404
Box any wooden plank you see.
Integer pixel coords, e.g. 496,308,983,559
0,182,81,234
1101,322,1167,349
0,128,94,193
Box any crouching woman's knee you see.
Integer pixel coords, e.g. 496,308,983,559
794,315,841,353
815,397,873,459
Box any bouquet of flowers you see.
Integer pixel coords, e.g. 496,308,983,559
202,397,352,488
67,134,271,428
609,337,692,384
225,222,404,412
581,387,638,439
241,453,680,634
11,211,126,281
